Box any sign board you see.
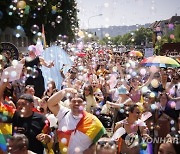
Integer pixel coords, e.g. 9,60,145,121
160,43,180,57
144,48,154,58
0,42,19,60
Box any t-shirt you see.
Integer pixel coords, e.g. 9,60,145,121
85,95,97,112
12,112,49,154
56,105,92,154
171,83,180,110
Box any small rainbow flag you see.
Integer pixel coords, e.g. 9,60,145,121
58,111,106,153
77,111,106,143
0,102,15,152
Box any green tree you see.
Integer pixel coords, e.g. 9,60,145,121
134,27,153,45
0,0,78,44
174,25,180,42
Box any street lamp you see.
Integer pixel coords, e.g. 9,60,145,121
88,13,103,31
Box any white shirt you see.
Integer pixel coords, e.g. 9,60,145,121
171,83,180,110
56,105,92,154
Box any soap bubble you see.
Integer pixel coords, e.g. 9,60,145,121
56,15,62,24
31,25,39,34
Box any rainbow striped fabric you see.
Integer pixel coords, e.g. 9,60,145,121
0,102,15,152
58,111,106,153
77,111,106,143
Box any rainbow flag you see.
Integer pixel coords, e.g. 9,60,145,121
77,111,106,143
0,102,15,152
58,111,106,153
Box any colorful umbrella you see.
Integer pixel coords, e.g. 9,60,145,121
140,56,180,68
76,52,86,58
175,57,180,64
129,50,143,57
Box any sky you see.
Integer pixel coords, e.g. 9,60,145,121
77,0,180,29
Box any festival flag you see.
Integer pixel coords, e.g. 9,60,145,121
42,24,47,48
0,102,15,152
77,111,106,143
57,111,106,153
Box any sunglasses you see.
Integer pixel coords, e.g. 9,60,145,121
154,75,160,78
97,140,116,147
173,78,179,80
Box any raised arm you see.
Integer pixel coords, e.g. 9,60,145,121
39,57,54,68
47,88,77,116
0,81,8,100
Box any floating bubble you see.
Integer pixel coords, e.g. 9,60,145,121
170,34,175,39
62,126,67,132
4,71,9,76
21,108,25,113
149,92,155,98
62,147,67,153
57,2,61,8
168,24,174,29
31,25,39,34
157,36,161,41
140,68,146,76
20,114,24,117
17,0,26,9
51,10,56,14
74,147,81,153
170,120,175,125
32,13,37,19
3,79,8,82
156,27,161,32
105,33,109,37
88,34,92,38
126,63,131,68
15,33,21,38
170,101,176,109
104,3,109,7
10,71,17,78
79,106,84,111
131,71,137,77
171,127,176,131
66,93,71,97
126,74,131,80
150,126,154,130
151,104,157,110
13,7,16,11
61,138,67,144
8,12,13,16
12,60,18,66
56,15,62,24
120,109,124,113
78,66,84,71
52,5,56,10
95,110,100,115
32,69,39,78
151,79,159,88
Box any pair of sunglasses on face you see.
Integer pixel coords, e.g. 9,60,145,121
97,140,116,147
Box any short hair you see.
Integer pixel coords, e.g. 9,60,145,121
69,93,85,101
19,94,34,103
128,104,139,113
8,134,29,150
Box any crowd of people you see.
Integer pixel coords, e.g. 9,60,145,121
0,45,180,154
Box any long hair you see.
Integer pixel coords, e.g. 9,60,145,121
83,84,94,97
